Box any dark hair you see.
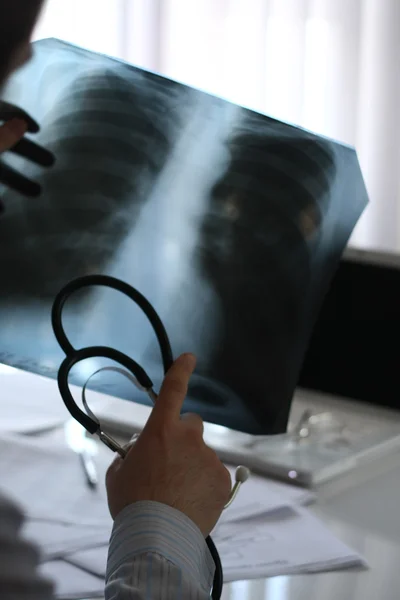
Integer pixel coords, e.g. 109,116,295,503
0,0,44,85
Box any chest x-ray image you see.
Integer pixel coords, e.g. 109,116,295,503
0,38,368,434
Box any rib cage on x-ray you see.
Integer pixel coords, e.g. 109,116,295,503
192,119,337,428
0,39,368,434
0,62,188,298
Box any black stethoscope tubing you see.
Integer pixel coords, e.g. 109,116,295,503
51,274,223,599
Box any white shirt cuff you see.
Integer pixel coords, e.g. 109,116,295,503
106,500,215,593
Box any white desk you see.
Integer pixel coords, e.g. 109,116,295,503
220,447,400,600
99,393,400,600
78,424,400,600
84,446,400,600
1,365,399,600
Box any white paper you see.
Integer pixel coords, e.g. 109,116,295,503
40,560,105,599
1,432,113,574
0,432,113,527
213,506,367,582
222,466,314,523
23,519,110,560
0,366,69,434
65,545,109,578
0,430,312,530
61,506,367,583
0,414,365,587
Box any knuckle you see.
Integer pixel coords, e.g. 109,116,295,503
181,412,204,432
195,414,204,427
182,411,200,421
182,426,201,446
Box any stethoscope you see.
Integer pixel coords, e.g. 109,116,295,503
51,274,250,600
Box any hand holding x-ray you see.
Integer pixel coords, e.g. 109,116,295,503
0,100,55,199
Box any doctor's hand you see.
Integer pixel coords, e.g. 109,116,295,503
106,353,232,537
0,117,28,212
0,118,27,153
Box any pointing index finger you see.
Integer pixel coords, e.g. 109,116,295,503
149,353,196,425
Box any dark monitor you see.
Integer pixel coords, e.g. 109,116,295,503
299,247,400,411
0,38,368,435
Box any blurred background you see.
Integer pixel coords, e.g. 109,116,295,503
33,0,400,253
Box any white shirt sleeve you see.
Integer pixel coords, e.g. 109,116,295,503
106,501,216,599
0,493,215,600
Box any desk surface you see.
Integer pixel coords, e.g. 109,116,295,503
220,447,400,600
84,449,400,600
83,432,400,600
1,364,398,600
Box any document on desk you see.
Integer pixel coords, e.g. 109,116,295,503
40,560,105,600
0,431,366,593
0,431,112,598
214,506,367,582
0,431,313,528
59,505,367,585
0,432,113,526
64,545,109,579
23,519,111,560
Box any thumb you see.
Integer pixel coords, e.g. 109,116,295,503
148,353,196,426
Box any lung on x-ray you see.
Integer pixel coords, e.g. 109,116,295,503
0,38,368,434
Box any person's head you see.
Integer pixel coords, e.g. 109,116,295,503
0,0,45,88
